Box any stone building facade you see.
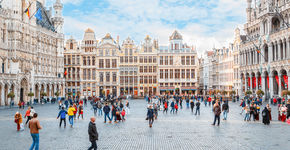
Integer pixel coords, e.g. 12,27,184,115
64,30,199,97
0,0,65,106
239,0,290,98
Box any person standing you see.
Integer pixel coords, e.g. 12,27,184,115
222,101,229,120
25,107,32,125
266,104,272,121
195,100,200,115
147,105,154,128
88,117,98,150
14,112,23,131
68,105,75,127
170,100,175,114
262,107,270,125
78,104,84,119
103,103,111,123
286,100,290,119
163,101,168,114
97,101,103,116
190,100,195,113
121,109,126,122
244,105,250,121
29,113,42,150
73,104,78,120
212,103,221,126
57,107,67,128
174,103,179,114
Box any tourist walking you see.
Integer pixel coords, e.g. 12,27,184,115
14,112,24,131
88,117,98,150
262,107,270,125
121,109,126,122
222,101,229,120
266,104,272,121
153,103,158,119
190,100,195,113
163,101,168,114
240,100,246,114
103,103,111,123
73,104,78,120
78,104,84,119
195,100,200,115
170,100,175,114
174,102,179,114
125,100,130,115
147,105,154,128
29,113,42,150
57,107,67,128
25,107,32,125
212,103,221,126
68,105,75,127
244,105,250,121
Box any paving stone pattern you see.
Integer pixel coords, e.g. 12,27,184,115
0,100,289,150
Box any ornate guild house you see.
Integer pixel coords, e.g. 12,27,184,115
0,0,65,106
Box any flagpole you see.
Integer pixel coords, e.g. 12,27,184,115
30,7,40,20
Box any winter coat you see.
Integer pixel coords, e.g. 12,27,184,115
103,106,111,114
147,109,154,119
213,105,221,116
57,110,67,119
262,107,270,124
88,121,98,142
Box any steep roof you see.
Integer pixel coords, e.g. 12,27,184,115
169,30,182,40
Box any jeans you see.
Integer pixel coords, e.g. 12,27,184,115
195,108,200,115
59,118,66,127
149,117,154,125
223,111,228,120
104,113,111,122
69,116,74,126
205,101,207,106
170,107,175,114
244,113,250,121
88,140,97,150
213,115,220,125
186,103,189,108
111,113,117,122
98,108,103,116
26,116,32,125
29,133,39,150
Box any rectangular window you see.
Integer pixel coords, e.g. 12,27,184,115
181,56,185,65
149,56,152,63
134,56,138,63
83,69,86,80
186,56,190,65
149,66,152,73
106,72,110,82
113,73,117,82
92,69,96,80
120,57,124,63
139,66,143,73
125,56,128,63
181,69,185,79
149,76,152,84
170,56,173,65
140,76,143,84
105,59,110,68
160,56,163,65
153,76,157,83
144,66,147,73
191,56,195,65
129,56,133,63
77,56,80,65
112,59,117,68
175,69,180,79
165,56,168,65
160,69,163,79
144,76,148,84
99,59,104,68
153,66,157,72
139,56,143,63
72,55,75,65
165,69,168,79
170,69,173,79
186,69,190,79
99,72,103,82
191,69,195,78
144,56,147,63
153,56,157,63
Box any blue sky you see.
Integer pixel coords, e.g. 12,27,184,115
46,0,247,55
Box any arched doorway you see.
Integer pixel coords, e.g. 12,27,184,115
0,84,2,106
4,84,8,106
20,78,29,103
280,69,288,91
272,70,279,95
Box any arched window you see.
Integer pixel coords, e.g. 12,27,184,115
70,43,73,49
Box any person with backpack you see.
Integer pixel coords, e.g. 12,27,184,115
222,101,229,120
212,103,221,126
195,100,200,115
57,107,67,128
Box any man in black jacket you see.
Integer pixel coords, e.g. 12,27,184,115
88,117,98,150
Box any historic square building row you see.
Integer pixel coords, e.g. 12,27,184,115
64,30,199,98
0,0,65,106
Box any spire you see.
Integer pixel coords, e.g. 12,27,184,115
52,0,64,33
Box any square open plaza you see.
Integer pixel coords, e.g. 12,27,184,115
0,0,290,150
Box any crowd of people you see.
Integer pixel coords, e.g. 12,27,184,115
9,93,290,150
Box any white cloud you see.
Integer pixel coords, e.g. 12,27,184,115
61,0,247,56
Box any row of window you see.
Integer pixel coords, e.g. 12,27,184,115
139,66,157,73
120,56,138,63
139,56,157,63
99,59,117,68
160,69,196,79
160,56,174,65
180,56,195,66
160,82,195,87
139,76,157,84
99,72,117,83
120,76,138,84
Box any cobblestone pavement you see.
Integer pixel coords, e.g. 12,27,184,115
0,99,289,150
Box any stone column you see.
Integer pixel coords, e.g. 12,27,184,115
279,74,282,97
283,40,286,60
287,39,290,59
262,75,266,92
269,75,274,98
269,44,273,62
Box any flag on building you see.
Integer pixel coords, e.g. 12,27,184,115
24,2,32,18
256,49,261,53
34,8,42,21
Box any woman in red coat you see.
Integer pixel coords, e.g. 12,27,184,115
73,104,78,120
